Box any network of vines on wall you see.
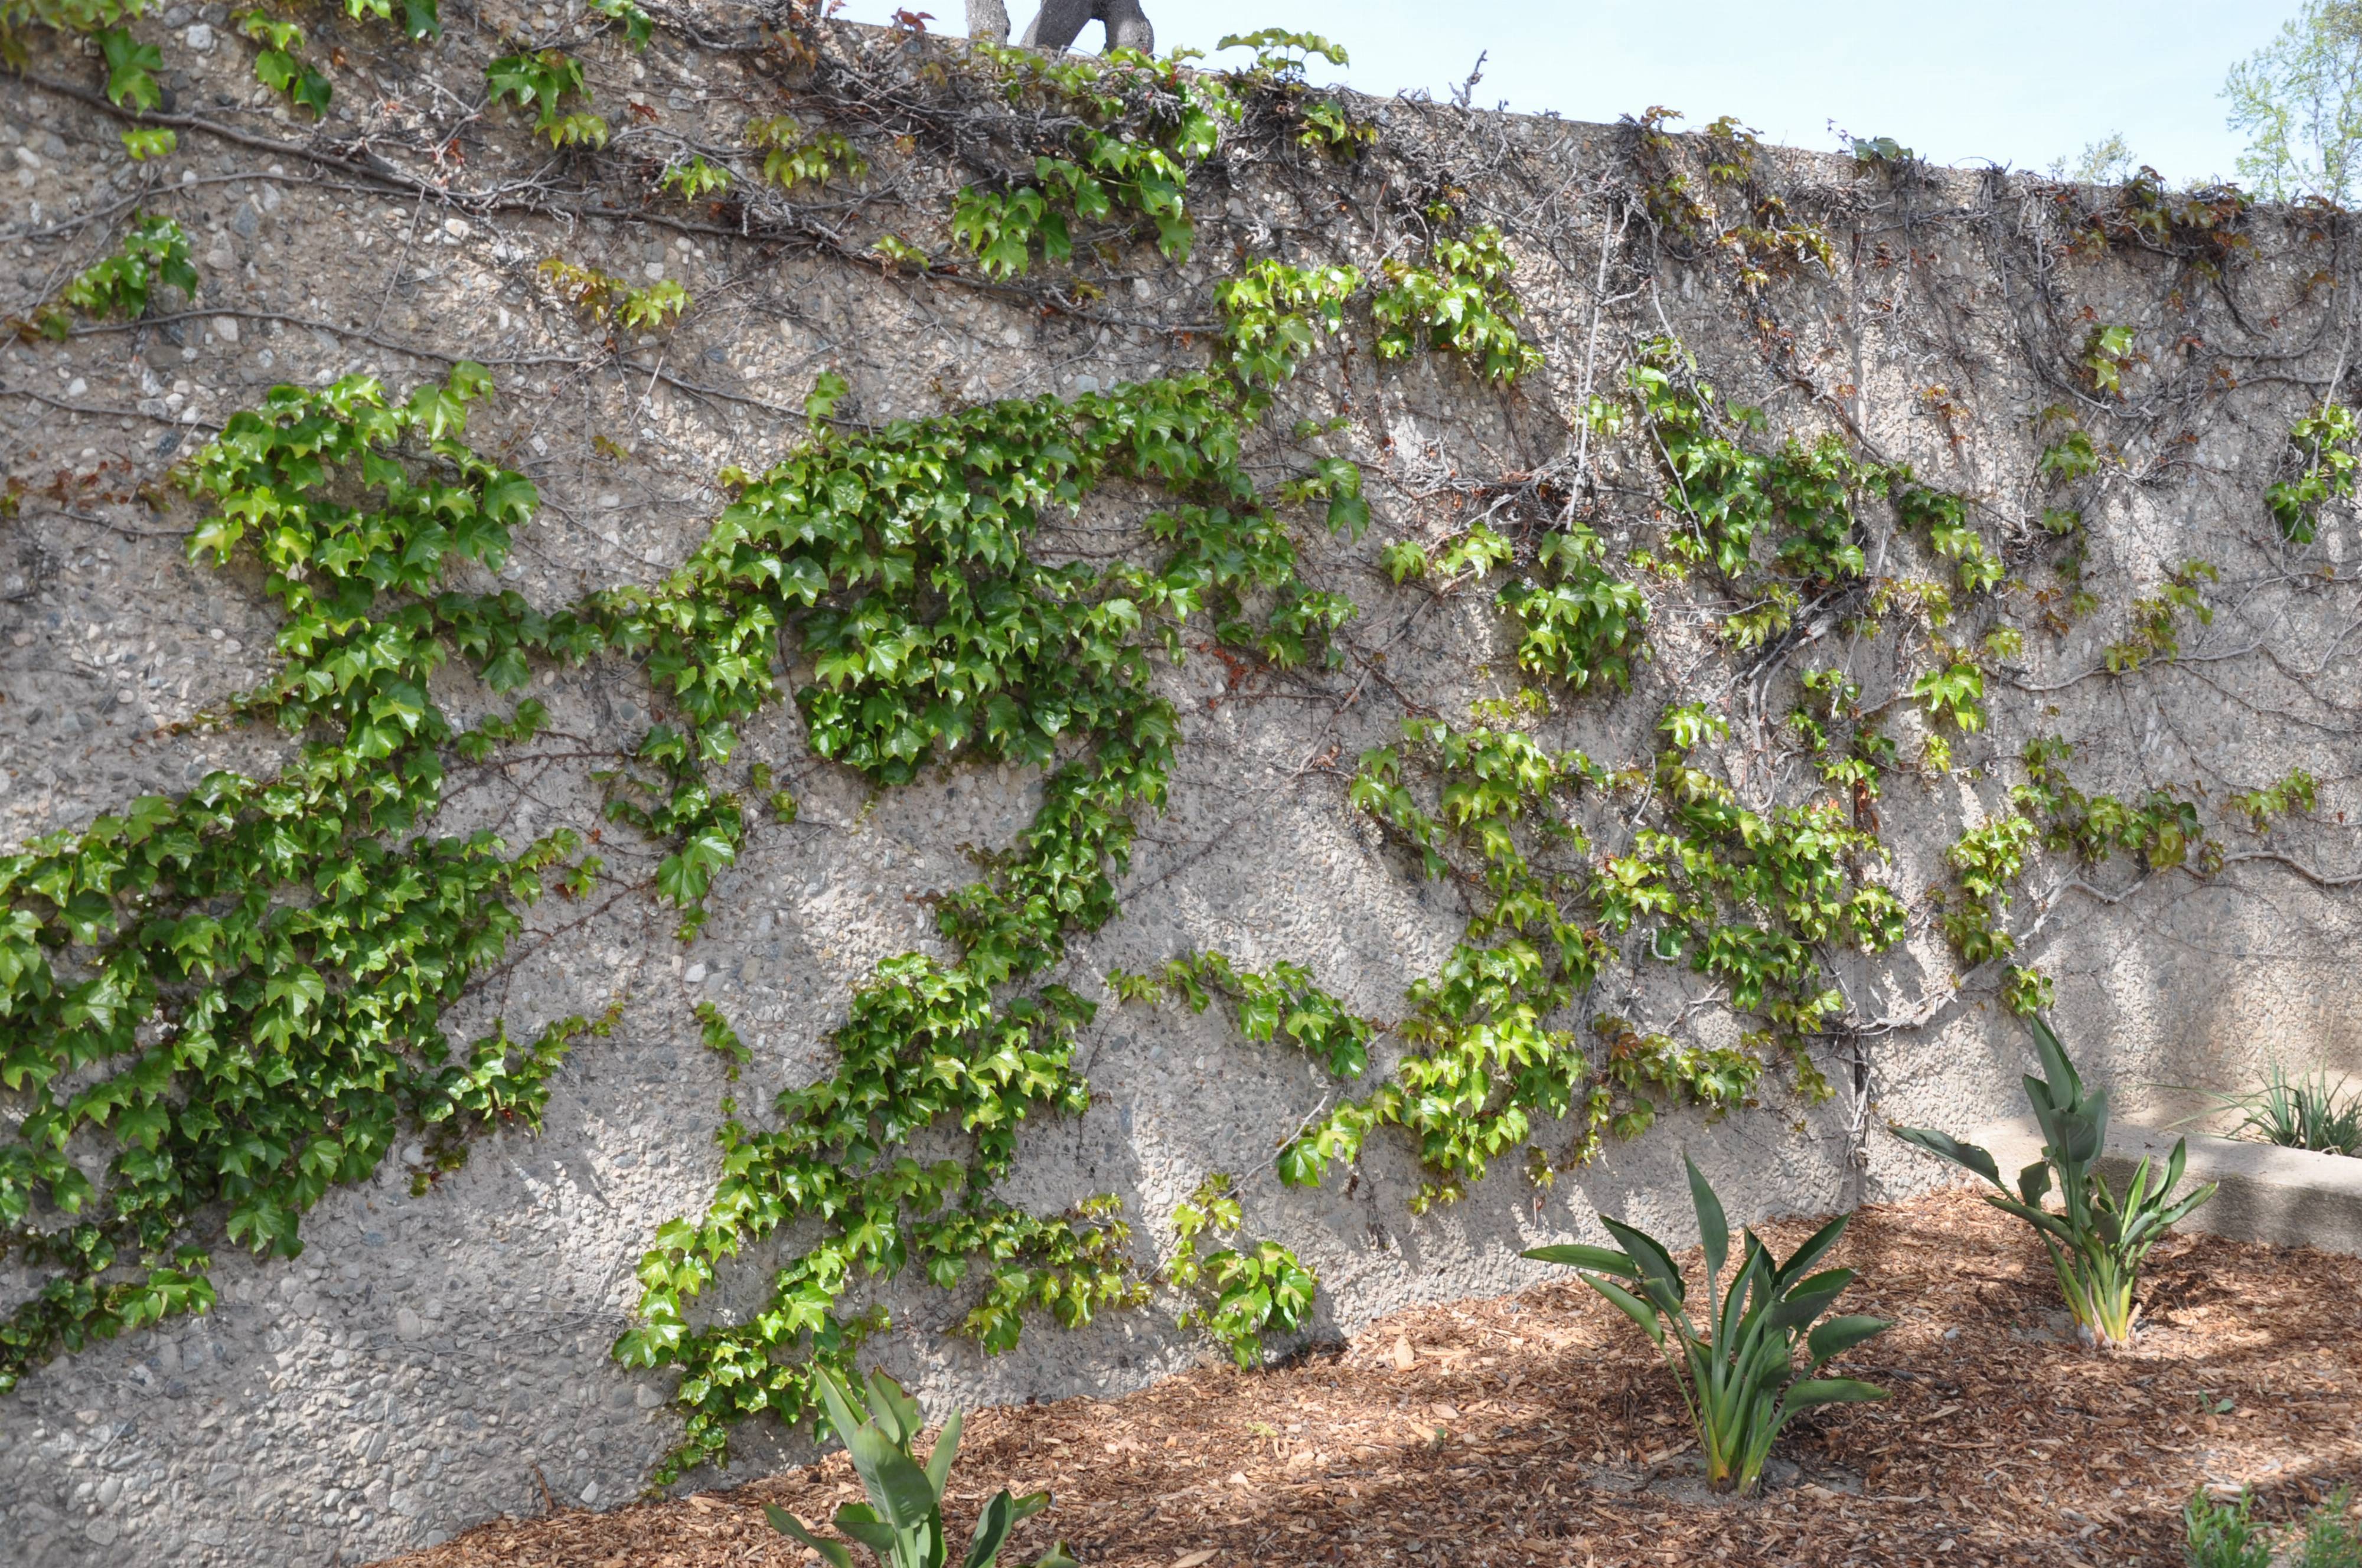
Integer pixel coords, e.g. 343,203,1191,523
1,0,2355,1488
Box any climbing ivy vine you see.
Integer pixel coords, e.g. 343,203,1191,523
1107,951,1373,1079
2267,402,2357,545
1372,223,1544,383
19,214,197,339
611,361,1365,1478
1270,716,1789,1211
1928,737,2322,1018
6,1,2349,1509
0,10,1554,1462
950,44,1232,277
1164,1172,1317,1367
0,368,612,1396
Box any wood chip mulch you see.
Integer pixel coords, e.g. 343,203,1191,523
373,1185,2362,1568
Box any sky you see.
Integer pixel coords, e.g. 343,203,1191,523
826,0,2296,188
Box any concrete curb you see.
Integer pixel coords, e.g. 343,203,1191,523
1962,1116,2362,1257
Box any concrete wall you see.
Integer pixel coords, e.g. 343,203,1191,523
2,12,2357,1565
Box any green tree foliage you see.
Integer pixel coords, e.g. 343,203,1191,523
2225,0,2362,202
2048,132,2138,185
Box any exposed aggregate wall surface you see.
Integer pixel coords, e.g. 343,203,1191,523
1,9,2358,1566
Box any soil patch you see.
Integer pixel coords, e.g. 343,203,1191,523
373,1186,2362,1568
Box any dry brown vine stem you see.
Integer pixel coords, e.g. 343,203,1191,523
19,71,1192,337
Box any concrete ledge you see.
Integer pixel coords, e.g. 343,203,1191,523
1965,1116,2362,1257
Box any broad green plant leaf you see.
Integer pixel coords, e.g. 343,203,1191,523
963,1490,1016,1568
1889,1124,2002,1188
1686,1152,1730,1283
766,1506,856,1568
1521,1243,1637,1276
1781,1377,1887,1412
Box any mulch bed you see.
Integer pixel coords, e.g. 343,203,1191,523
376,1185,2362,1568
